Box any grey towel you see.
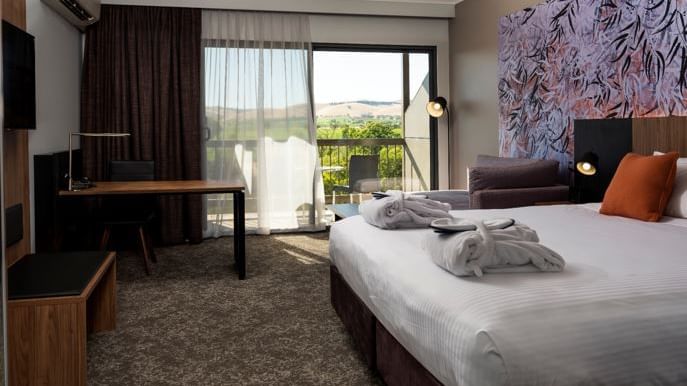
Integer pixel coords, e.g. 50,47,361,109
359,190,452,229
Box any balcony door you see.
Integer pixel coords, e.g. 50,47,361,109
313,45,437,203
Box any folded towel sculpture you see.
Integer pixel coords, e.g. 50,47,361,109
359,190,453,229
424,220,565,277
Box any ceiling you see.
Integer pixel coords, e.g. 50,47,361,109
102,0,461,18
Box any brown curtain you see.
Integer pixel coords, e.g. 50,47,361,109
81,5,203,245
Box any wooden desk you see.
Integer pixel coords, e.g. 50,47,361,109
8,251,117,386
59,180,247,280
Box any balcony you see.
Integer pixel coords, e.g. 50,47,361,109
318,138,430,204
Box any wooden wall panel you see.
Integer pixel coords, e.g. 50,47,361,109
632,117,687,156
8,301,87,386
3,0,31,266
2,0,25,29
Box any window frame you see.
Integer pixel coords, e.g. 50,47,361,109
311,43,439,190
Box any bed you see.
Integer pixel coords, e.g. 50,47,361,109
329,203,687,385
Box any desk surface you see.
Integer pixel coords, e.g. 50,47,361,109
59,180,244,196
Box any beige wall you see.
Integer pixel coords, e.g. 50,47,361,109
448,0,541,188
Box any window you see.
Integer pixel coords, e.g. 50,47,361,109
313,45,437,203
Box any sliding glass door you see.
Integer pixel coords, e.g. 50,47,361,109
313,45,437,204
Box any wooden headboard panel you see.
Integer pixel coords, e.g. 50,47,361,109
632,117,687,156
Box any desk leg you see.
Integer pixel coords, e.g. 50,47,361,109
233,191,246,280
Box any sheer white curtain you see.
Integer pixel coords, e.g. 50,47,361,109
202,11,325,236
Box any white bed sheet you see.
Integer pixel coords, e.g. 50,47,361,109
329,204,687,386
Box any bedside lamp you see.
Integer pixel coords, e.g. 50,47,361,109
576,152,599,176
68,131,131,191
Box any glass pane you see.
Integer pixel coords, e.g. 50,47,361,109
404,53,431,192
314,50,407,205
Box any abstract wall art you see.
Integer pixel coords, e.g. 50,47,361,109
499,0,687,172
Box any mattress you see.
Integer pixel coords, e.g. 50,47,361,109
329,204,687,386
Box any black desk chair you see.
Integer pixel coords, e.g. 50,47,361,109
99,160,157,275
332,155,381,204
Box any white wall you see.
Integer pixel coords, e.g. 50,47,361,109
310,15,451,189
26,0,82,251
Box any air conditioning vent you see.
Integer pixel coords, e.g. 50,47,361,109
42,0,100,31
59,0,94,21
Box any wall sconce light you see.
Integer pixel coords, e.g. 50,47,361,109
426,97,448,118
427,97,452,186
576,152,599,176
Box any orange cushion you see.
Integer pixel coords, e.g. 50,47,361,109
600,152,679,222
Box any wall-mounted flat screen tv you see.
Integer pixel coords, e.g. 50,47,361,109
2,20,36,130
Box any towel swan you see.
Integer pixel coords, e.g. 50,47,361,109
425,220,565,277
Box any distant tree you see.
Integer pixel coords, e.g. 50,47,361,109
362,120,399,139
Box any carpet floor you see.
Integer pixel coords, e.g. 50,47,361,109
87,233,382,385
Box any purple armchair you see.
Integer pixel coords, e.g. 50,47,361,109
468,155,569,209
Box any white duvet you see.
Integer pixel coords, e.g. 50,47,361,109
329,204,687,386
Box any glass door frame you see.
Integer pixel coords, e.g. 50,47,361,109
311,43,439,190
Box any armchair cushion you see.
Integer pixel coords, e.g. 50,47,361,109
414,190,469,210
475,154,548,168
469,160,559,192
470,185,569,209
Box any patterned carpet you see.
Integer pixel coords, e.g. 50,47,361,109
87,233,381,385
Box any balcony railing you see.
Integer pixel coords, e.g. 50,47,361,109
318,138,428,203
205,138,429,209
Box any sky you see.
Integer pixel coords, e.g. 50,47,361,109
313,51,429,104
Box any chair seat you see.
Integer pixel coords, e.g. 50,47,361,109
98,209,155,226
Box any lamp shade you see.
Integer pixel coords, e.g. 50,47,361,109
426,97,448,118
576,152,599,176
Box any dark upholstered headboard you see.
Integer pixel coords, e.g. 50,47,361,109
573,117,687,202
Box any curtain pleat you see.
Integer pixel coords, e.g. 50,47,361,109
81,5,203,245
202,10,325,236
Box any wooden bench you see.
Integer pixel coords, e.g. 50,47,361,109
7,251,117,386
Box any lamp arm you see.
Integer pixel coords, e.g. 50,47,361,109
445,108,452,189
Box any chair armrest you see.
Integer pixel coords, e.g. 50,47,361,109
470,185,569,209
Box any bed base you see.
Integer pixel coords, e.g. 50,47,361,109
330,265,443,386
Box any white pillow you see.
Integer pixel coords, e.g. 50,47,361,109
654,151,687,218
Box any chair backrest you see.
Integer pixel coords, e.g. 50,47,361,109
109,161,155,182
348,155,379,192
